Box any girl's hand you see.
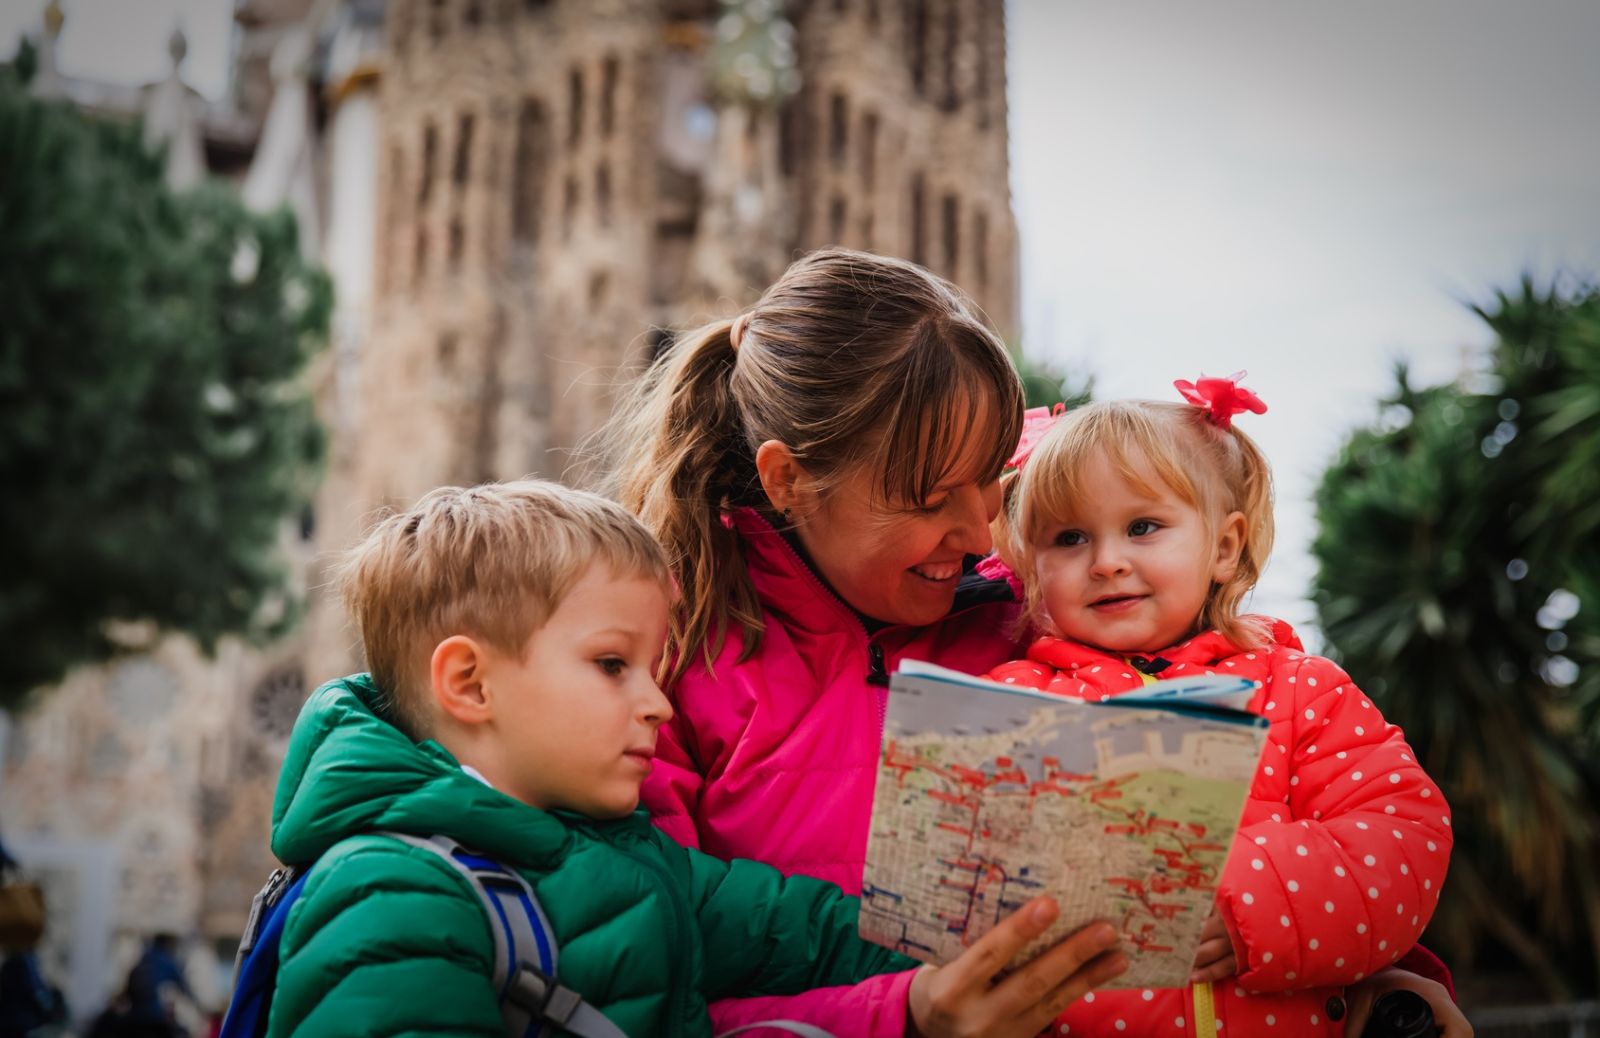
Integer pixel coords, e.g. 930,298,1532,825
906,897,1127,1038
1189,907,1238,983
1346,967,1474,1038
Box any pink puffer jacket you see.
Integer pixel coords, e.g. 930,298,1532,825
643,508,1023,1037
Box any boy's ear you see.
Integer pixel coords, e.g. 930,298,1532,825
755,440,814,517
430,635,493,724
1211,511,1248,585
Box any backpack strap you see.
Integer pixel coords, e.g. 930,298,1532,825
378,833,626,1038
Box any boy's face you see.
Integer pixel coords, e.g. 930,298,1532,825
484,564,673,819
1032,454,1232,654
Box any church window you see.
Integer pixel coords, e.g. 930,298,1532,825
419,121,438,210
250,665,307,741
596,163,613,227
910,171,926,266
941,0,959,111
449,217,465,267
568,66,585,146
465,0,482,26
453,111,475,187
906,0,928,97
512,99,548,244
563,175,579,239
429,0,447,41
942,193,959,274
976,0,992,129
829,196,848,244
973,209,989,291
414,226,430,286
860,110,879,189
600,55,620,138
830,92,848,168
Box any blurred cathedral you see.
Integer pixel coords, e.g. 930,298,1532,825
0,0,1016,1017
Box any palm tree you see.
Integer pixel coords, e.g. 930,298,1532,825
1311,278,1600,999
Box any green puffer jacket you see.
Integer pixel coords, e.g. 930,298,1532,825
267,675,917,1038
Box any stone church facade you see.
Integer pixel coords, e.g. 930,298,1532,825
1,0,1016,1017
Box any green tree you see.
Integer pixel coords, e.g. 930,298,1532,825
0,61,331,710
1010,344,1092,411
1311,278,1600,998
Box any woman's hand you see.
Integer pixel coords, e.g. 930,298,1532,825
906,897,1126,1038
1188,907,1237,984
1346,967,1473,1038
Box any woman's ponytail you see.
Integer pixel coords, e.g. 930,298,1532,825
601,320,764,679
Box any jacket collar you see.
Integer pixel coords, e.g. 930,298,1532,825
1025,617,1303,674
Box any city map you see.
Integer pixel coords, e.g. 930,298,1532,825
859,661,1270,989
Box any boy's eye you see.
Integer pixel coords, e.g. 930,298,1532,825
1129,519,1160,537
596,657,626,677
1053,529,1085,547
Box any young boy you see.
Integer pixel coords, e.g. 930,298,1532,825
265,480,1123,1038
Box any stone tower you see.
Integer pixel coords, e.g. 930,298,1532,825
343,0,1017,522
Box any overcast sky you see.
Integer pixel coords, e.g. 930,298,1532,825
7,0,1600,640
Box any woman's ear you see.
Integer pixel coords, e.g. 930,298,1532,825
430,635,493,725
1211,511,1248,584
755,439,813,517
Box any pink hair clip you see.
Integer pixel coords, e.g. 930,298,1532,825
1006,402,1066,471
1174,371,1267,429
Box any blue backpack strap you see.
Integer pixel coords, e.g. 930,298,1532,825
378,833,627,1038
219,865,309,1038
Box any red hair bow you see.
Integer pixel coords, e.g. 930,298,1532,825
1007,403,1066,471
1174,371,1267,429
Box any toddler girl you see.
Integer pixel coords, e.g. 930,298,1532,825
984,375,1454,1036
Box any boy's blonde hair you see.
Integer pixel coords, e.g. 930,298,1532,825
601,248,1023,680
1000,400,1276,650
338,479,671,738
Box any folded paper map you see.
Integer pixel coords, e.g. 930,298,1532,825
860,659,1270,989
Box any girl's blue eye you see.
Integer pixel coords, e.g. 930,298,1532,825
1053,529,1085,547
597,657,626,677
1129,519,1159,537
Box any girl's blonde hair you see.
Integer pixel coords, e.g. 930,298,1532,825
601,248,1024,679
1000,399,1276,649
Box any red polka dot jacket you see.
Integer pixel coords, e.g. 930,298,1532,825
985,620,1454,1038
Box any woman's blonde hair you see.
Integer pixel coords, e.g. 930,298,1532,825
600,248,1024,679
999,400,1275,649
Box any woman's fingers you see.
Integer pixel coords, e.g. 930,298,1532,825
1022,947,1130,1033
937,897,1064,992
989,916,1124,1019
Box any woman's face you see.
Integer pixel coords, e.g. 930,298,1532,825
791,432,1005,627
